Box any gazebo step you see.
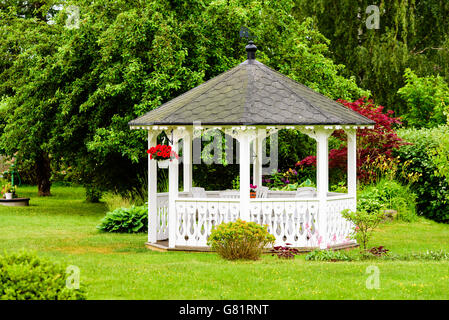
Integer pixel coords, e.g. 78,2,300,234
144,241,359,253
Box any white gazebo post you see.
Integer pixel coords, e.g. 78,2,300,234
315,127,332,249
346,128,357,206
183,128,193,192
252,128,265,187
238,129,251,221
168,131,180,248
148,130,159,244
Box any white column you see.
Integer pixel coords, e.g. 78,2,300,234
168,135,179,248
315,128,331,249
148,131,158,243
239,133,251,221
252,137,257,186
253,129,265,187
347,129,357,198
183,128,192,192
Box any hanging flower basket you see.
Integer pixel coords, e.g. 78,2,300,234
147,144,179,169
157,159,170,169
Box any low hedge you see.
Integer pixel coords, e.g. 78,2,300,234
0,251,86,300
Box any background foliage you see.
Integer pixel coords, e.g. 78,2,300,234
294,0,449,116
395,127,449,223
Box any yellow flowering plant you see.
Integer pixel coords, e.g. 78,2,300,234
207,219,275,260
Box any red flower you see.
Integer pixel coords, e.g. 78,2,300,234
147,144,178,161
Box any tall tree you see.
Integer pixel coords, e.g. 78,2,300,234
293,0,449,116
0,2,62,195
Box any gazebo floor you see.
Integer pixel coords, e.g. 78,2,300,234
145,240,359,253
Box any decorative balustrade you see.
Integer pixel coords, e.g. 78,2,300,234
248,199,320,247
156,193,169,240
325,195,357,247
173,195,356,248
174,199,240,246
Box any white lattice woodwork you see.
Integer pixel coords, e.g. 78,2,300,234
156,193,169,240
174,196,356,248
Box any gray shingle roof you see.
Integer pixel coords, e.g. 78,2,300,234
129,59,375,126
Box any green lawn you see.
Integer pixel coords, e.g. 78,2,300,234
1,185,449,299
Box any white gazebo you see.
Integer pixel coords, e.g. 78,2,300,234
129,41,375,251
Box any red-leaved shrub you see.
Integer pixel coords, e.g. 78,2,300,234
297,97,405,184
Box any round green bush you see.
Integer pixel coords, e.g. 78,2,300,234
207,219,275,260
97,206,147,233
0,251,86,300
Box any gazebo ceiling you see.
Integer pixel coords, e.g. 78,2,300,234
129,42,375,127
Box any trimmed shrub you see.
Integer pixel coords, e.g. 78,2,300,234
97,206,147,233
0,251,86,300
207,219,275,260
394,127,449,222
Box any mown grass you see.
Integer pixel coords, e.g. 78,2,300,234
0,185,448,299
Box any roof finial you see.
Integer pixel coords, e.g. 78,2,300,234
245,41,257,60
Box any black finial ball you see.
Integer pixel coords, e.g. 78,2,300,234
245,41,257,60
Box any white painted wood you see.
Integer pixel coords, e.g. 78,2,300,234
239,133,251,221
192,187,207,198
295,187,316,198
253,129,265,187
256,186,269,198
183,128,193,192
168,135,179,248
148,131,158,243
315,129,332,249
252,137,258,186
347,129,357,197
173,194,355,248
156,193,169,240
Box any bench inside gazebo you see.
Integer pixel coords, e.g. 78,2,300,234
129,41,375,252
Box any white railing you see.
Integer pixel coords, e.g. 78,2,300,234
249,198,320,247
156,193,169,240
325,195,357,247
171,194,356,248
174,199,240,246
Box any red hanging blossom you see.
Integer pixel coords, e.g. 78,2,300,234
147,144,179,161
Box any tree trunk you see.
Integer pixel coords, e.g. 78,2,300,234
35,152,51,196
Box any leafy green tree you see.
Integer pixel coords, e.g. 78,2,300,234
0,3,62,195
397,68,449,128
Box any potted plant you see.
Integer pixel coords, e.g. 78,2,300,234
147,144,179,169
2,183,16,200
250,184,257,198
